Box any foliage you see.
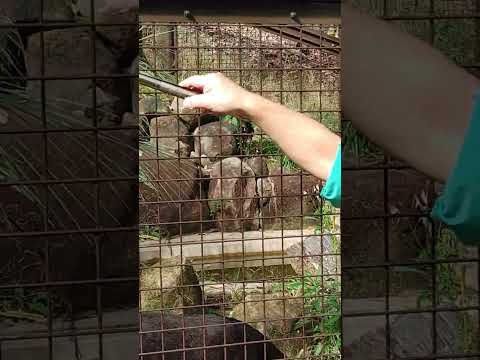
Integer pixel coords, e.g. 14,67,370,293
222,114,248,151
222,114,242,133
139,225,169,240
321,112,340,133
416,223,475,353
342,121,382,160
312,201,336,234
208,199,222,218
0,289,67,320
274,273,341,356
417,224,461,306
245,137,299,172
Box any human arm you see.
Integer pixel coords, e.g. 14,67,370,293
179,73,340,182
342,2,480,182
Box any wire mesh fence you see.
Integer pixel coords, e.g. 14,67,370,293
342,0,480,358
138,21,341,359
0,1,138,359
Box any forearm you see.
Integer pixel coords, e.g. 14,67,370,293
342,2,479,181
242,93,340,181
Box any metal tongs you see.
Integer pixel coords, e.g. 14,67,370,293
139,73,201,99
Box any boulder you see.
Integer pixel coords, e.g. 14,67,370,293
149,115,190,157
26,27,118,78
190,151,215,170
260,166,322,230
257,177,274,207
9,0,73,23
139,150,211,235
95,8,137,64
193,122,236,161
246,157,269,177
25,28,126,123
140,256,202,314
285,234,339,277
230,292,303,338
208,157,259,231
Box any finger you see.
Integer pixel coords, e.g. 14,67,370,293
183,94,215,110
178,75,211,91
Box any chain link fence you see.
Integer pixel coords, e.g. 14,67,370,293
342,0,480,358
0,1,138,359
138,20,341,360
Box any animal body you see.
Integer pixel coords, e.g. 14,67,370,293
140,312,285,360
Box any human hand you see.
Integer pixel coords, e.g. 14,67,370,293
179,73,256,118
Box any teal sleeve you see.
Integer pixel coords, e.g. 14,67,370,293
320,144,341,208
431,90,480,244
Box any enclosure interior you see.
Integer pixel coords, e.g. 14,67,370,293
138,21,341,359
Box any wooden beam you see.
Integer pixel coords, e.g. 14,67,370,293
141,15,340,26
140,1,340,25
260,26,340,53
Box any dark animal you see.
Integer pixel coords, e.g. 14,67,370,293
140,312,285,360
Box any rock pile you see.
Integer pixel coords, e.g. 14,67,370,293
145,97,324,235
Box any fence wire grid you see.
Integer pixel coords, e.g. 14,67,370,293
342,0,480,359
138,21,341,360
0,1,138,360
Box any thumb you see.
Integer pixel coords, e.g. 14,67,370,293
183,94,215,110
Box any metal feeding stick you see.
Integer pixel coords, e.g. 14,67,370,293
139,73,201,98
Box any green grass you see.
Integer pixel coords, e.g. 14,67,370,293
0,289,67,321
273,273,341,357
245,136,300,172
417,224,461,306
342,121,382,160
208,199,222,218
140,225,169,239
416,223,475,353
312,201,336,234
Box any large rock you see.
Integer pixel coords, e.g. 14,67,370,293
149,115,190,157
208,157,259,231
139,150,211,235
260,166,323,230
285,234,339,277
25,28,130,124
230,293,303,338
257,177,274,207
193,122,236,161
6,0,74,23
140,256,202,314
95,8,137,64
246,157,269,177
26,27,118,78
